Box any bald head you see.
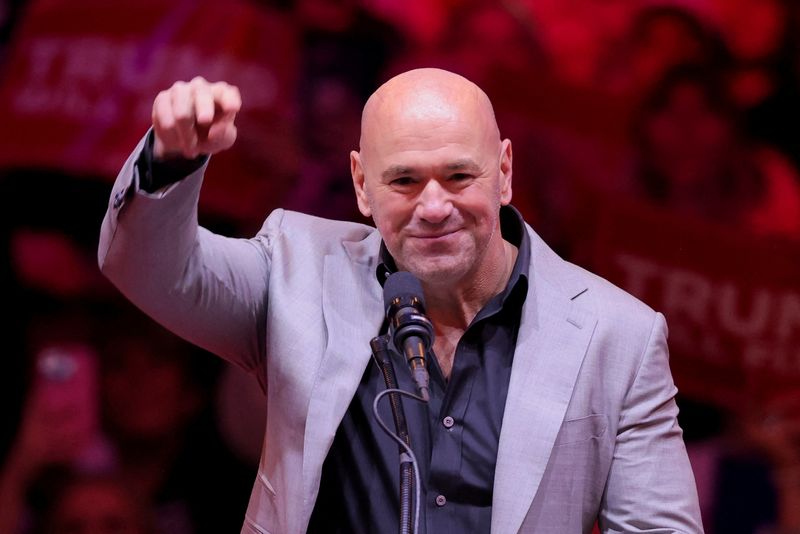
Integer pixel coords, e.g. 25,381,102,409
349,68,514,287
359,68,500,155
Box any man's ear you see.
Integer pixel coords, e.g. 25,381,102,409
499,139,513,205
350,151,372,217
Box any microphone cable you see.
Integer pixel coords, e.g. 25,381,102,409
372,387,426,534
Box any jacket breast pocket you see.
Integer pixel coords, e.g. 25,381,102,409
243,468,279,533
243,516,274,534
553,414,608,447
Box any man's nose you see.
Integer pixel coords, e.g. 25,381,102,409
416,180,453,224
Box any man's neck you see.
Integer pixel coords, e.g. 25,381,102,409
423,238,518,331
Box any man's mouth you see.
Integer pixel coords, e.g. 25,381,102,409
410,229,461,241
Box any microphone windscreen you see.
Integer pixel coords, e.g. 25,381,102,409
382,271,426,311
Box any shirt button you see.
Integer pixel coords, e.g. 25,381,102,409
442,416,455,429
435,494,447,507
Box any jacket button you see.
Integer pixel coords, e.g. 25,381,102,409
442,416,454,429
435,494,446,507
112,190,124,209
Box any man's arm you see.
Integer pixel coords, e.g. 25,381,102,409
137,128,208,193
599,313,704,533
98,77,274,373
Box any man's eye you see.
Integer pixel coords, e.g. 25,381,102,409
450,173,472,181
391,177,415,186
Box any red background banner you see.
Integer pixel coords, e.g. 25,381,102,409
580,191,800,411
0,0,299,223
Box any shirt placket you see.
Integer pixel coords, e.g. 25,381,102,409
426,334,479,533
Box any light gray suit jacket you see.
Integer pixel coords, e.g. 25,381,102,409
98,137,704,533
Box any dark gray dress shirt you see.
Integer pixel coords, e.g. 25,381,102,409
308,206,530,534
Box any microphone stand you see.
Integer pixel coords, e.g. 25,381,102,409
371,334,415,534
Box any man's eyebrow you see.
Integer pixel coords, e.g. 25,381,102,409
445,159,480,172
382,165,415,179
381,160,481,179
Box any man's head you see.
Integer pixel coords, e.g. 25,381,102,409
351,68,513,287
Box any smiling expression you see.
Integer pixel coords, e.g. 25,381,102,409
351,69,513,286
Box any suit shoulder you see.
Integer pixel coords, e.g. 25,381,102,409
570,261,656,322
550,254,664,373
528,226,658,336
257,209,378,253
565,261,655,315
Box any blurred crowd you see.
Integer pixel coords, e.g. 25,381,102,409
1,0,799,532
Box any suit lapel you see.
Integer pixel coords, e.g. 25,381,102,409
301,236,384,522
491,228,598,534
298,225,597,532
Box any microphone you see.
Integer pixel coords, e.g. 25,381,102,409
383,272,434,402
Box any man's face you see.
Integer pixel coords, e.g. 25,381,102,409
352,103,512,285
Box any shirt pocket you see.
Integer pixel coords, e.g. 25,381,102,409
553,414,608,447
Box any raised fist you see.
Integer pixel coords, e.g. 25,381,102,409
152,76,241,160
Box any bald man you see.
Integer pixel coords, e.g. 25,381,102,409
99,69,703,533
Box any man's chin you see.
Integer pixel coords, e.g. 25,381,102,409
403,258,471,287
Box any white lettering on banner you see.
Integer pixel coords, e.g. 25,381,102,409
613,253,799,373
743,342,800,373
669,316,800,372
28,37,61,81
663,268,713,325
668,319,729,365
611,252,660,297
777,293,800,341
14,86,118,120
63,38,117,84
717,284,772,339
11,36,279,120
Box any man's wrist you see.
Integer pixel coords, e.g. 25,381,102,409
137,130,208,193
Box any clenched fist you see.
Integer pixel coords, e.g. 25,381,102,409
152,76,241,160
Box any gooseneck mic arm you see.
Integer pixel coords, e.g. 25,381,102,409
372,271,433,533
370,335,417,534
383,272,434,402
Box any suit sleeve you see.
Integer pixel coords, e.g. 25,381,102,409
98,133,280,376
599,312,705,533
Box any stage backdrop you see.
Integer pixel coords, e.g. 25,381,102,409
0,0,299,226
576,190,800,411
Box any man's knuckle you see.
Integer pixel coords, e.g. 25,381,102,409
173,108,193,123
156,115,174,130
